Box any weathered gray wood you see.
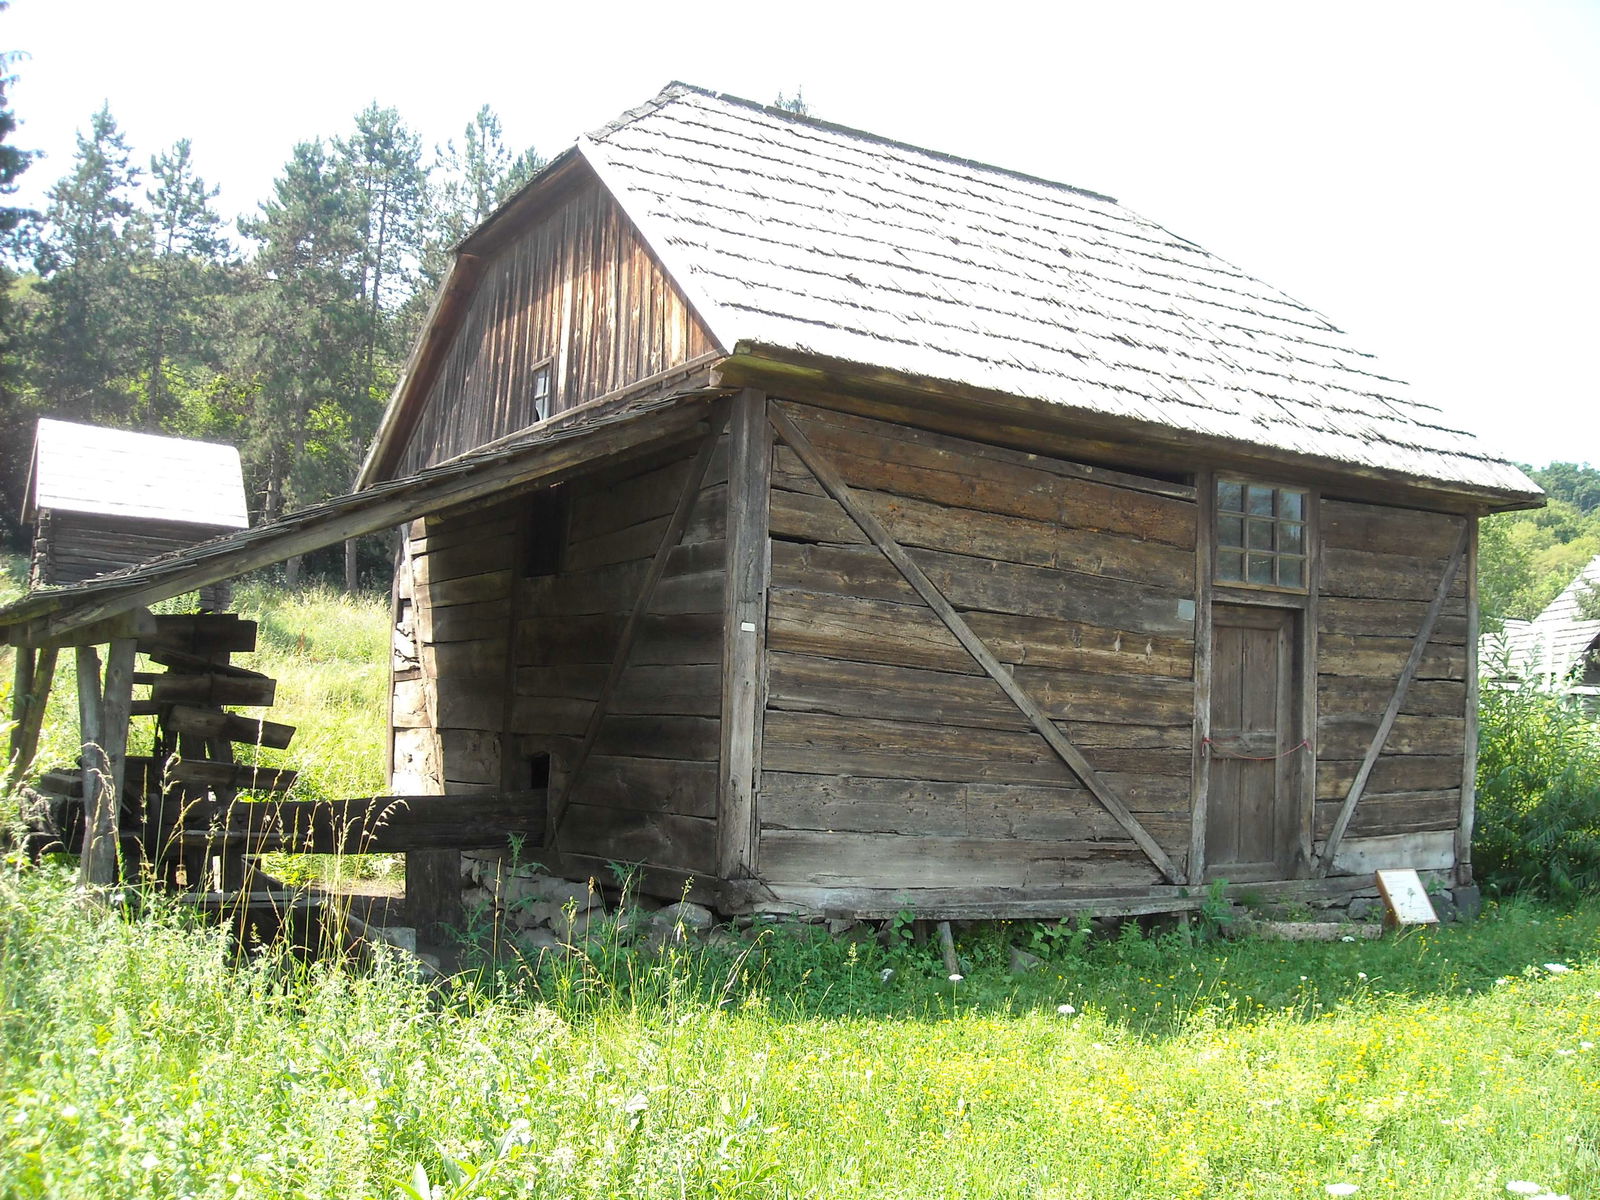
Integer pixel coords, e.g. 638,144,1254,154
1456,518,1480,886
1316,523,1469,875
758,771,1190,841
549,413,729,844
76,638,135,888
6,646,56,788
5,399,717,647
768,401,1184,884
1187,470,1215,885
75,645,111,886
162,705,295,750
766,652,1192,732
719,389,769,882
12,608,156,651
1299,490,1322,872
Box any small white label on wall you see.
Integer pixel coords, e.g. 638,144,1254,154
740,621,757,633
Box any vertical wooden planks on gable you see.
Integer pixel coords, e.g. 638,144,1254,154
718,390,771,885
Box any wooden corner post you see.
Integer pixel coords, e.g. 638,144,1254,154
717,389,770,885
1456,516,1480,887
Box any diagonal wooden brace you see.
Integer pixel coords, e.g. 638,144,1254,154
1315,522,1469,876
768,402,1184,885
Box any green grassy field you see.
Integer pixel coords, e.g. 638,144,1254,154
3,572,1599,1197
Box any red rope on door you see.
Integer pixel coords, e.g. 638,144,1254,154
1201,737,1312,761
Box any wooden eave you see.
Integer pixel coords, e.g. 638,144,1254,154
712,345,1546,517
1,394,724,649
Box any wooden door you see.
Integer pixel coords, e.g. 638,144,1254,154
1206,605,1301,881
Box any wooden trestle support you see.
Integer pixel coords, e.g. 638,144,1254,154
8,610,544,939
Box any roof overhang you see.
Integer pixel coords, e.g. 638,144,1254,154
2,393,726,649
713,344,1546,516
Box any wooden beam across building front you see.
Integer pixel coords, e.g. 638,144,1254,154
717,389,771,884
767,401,1184,886
1316,522,1470,876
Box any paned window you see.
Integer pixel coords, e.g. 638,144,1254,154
1216,480,1307,589
532,363,553,422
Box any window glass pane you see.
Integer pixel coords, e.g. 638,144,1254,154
1246,519,1274,550
1279,490,1304,520
1246,485,1274,516
1217,481,1244,512
1218,515,1244,548
1280,522,1304,554
1278,556,1305,587
1217,549,1245,582
1247,554,1274,585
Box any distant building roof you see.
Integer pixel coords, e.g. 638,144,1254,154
569,84,1538,501
24,418,249,529
1485,554,1600,686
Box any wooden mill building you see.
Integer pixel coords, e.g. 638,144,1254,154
1,84,1541,923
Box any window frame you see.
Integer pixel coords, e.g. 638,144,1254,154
530,358,554,423
1213,477,1310,593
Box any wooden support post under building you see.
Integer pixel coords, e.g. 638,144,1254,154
7,645,57,788
75,638,137,888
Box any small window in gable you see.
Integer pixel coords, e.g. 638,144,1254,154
532,361,553,422
1216,479,1307,589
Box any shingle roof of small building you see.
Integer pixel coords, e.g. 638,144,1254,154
24,419,250,528
576,83,1538,500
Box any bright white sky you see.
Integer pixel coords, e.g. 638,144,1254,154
6,0,1597,470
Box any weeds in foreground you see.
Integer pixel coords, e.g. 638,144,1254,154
3,863,1598,1199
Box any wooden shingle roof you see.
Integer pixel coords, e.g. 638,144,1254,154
568,84,1537,502
23,419,250,529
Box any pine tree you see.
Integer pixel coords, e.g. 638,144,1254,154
30,104,142,424
422,105,542,289
130,138,228,427
0,16,38,545
234,139,364,525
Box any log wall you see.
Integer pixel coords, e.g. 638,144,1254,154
507,440,730,890
396,174,718,475
34,510,237,607
754,402,1200,903
1315,499,1470,873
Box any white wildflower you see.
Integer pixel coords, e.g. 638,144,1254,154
1340,935,1356,943
1542,963,1571,974
1326,1185,1359,1197
139,1153,159,1171
1056,1003,1076,1016
1581,1041,1595,1051
1357,972,1367,980
879,968,894,983
1507,1183,1544,1196
59,1104,79,1120
947,973,964,983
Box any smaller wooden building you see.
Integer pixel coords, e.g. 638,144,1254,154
1486,554,1600,701
23,419,249,607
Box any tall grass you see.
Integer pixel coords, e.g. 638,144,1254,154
1,864,1598,1198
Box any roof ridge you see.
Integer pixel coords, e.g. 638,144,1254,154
589,81,1121,207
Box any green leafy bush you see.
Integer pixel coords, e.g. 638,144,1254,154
1475,684,1600,898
